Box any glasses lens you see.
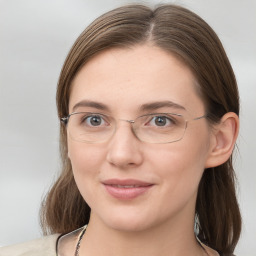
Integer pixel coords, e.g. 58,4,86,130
134,113,186,143
65,112,186,144
67,112,114,143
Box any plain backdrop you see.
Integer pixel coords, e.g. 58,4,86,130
0,0,255,255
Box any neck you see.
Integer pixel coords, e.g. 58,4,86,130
79,214,204,256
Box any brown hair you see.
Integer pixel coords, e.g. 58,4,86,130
40,4,241,255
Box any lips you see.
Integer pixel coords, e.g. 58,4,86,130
102,179,153,200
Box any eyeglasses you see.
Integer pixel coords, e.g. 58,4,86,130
61,112,207,144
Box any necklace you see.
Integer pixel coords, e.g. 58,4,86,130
75,226,87,256
74,226,210,256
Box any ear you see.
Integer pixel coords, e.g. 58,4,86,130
205,112,239,168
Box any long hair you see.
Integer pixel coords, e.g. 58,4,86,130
40,4,241,255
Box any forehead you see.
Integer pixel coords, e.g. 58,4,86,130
69,45,205,116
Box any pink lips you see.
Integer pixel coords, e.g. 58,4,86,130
102,179,153,200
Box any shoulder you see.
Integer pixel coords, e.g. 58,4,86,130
57,226,86,255
0,233,60,256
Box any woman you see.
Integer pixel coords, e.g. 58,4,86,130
0,4,241,256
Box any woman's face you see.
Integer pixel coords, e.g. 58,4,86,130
68,45,214,232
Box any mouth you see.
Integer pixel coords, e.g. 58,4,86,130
102,179,154,200
109,184,143,188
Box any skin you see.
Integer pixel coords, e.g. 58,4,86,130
66,45,228,256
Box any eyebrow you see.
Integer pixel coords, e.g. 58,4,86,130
71,100,186,113
139,101,186,112
72,100,110,112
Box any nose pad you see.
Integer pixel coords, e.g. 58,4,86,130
106,123,143,168
118,119,139,138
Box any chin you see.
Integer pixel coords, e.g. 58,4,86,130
96,209,159,233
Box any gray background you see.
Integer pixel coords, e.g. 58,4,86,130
0,0,255,255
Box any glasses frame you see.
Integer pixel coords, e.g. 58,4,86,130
61,112,207,144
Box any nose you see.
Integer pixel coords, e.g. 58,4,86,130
106,122,143,169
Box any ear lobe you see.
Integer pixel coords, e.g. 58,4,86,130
205,112,239,168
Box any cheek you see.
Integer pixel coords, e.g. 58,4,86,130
67,141,105,197
151,135,210,197
159,153,203,217
159,148,204,189
68,140,104,171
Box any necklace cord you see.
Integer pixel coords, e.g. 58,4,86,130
74,226,210,256
75,226,87,256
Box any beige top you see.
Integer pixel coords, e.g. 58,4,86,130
0,227,220,256
0,234,60,256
